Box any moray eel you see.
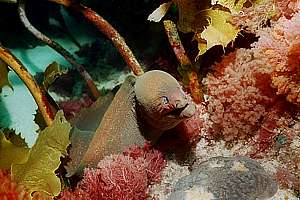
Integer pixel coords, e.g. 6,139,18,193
135,70,196,141
70,70,195,173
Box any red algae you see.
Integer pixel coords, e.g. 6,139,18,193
0,170,29,200
58,95,93,120
58,145,166,200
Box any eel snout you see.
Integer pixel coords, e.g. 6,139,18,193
166,99,196,119
168,86,197,119
179,103,196,118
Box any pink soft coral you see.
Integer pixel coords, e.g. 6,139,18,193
202,48,297,150
59,145,166,200
203,48,276,141
202,6,300,141
0,170,29,200
254,11,300,106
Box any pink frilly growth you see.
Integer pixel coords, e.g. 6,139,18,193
202,46,298,153
203,48,276,141
123,144,167,183
254,11,300,107
59,145,166,200
202,7,300,142
0,170,29,200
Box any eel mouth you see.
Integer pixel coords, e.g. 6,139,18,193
179,103,196,118
166,102,196,119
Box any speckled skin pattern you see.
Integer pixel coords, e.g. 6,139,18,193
169,156,278,200
80,70,196,169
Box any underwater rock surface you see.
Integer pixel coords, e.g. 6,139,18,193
169,156,278,200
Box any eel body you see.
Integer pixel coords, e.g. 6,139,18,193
68,70,196,174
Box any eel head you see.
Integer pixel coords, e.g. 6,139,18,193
135,70,196,131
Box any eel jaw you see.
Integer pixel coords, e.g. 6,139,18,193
179,103,196,118
165,102,196,119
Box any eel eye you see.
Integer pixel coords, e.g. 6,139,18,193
162,96,169,105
